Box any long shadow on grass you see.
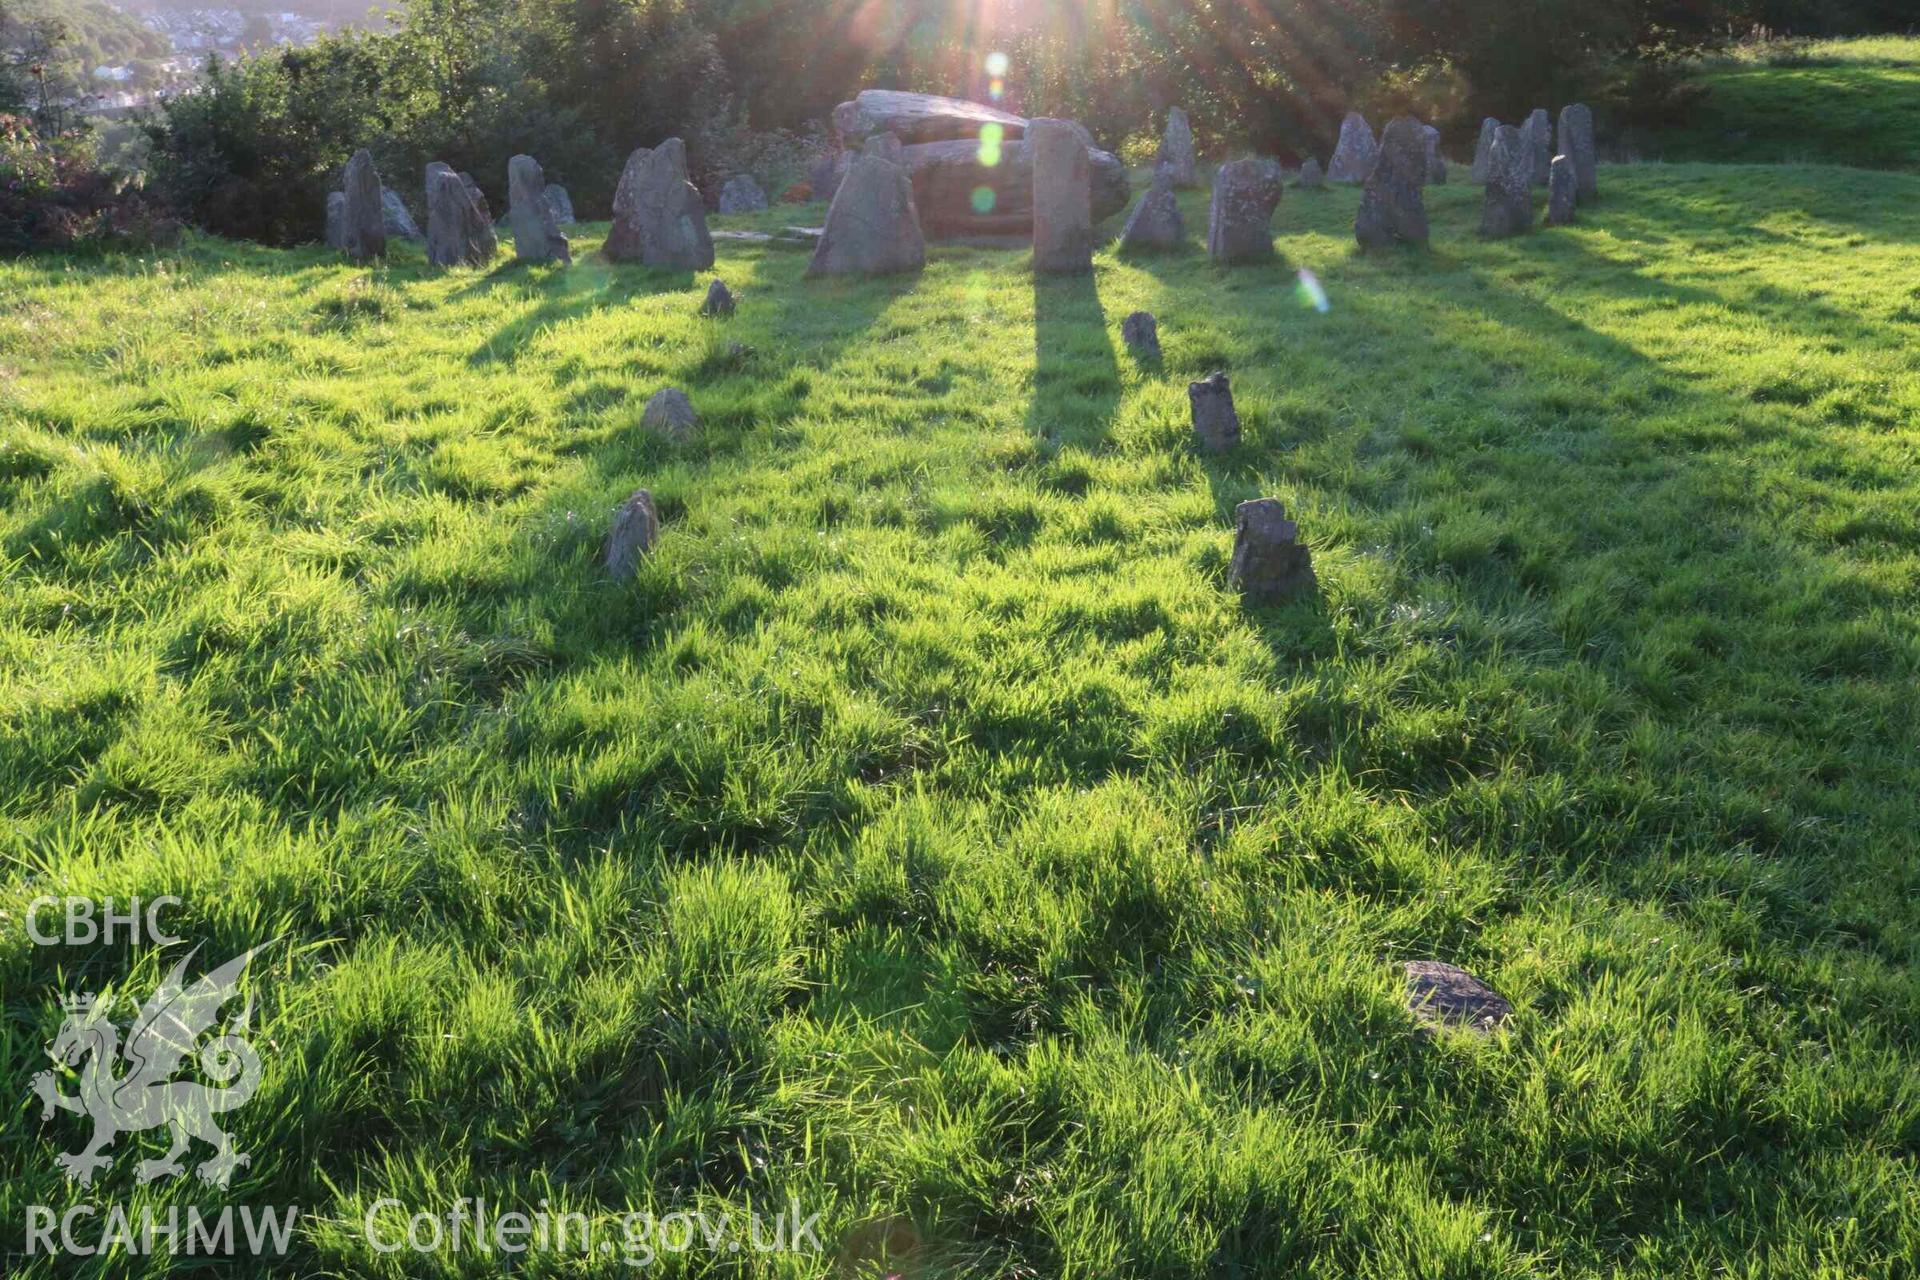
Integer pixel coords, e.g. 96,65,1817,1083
1025,268,1121,450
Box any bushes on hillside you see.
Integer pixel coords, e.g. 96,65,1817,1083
1,114,171,254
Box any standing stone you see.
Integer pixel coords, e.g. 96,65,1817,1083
1296,157,1325,189
324,191,346,250
341,149,386,261
459,172,491,223
718,175,769,213
700,278,735,317
605,139,715,269
1157,106,1197,188
1354,117,1429,250
1478,125,1533,239
602,489,659,578
1117,170,1183,252
1421,125,1447,184
1557,102,1598,202
425,166,497,268
807,146,925,278
544,183,576,225
808,149,850,203
1326,112,1377,184
1188,371,1241,453
1470,117,1499,183
1206,157,1284,264
1547,155,1577,226
507,155,570,265
381,188,422,240
1521,108,1552,186
1404,961,1512,1035
641,388,699,440
1229,498,1315,603
1121,311,1160,361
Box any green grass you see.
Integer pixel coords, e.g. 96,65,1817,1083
4,163,1920,1277
1655,35,1920,169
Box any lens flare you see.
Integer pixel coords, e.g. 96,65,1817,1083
985,51,1010,77
988,77,1004,101
970,186,996,214
977,122,1004,167
1295,268,1330,313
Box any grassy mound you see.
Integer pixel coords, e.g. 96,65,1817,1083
1655,36,1920,169
4,165,1919,1276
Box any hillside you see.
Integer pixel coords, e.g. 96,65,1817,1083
4,165,1920,1276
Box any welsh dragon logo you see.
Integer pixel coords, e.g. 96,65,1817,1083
31,945,270,1189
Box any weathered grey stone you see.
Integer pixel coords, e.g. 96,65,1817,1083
1478,125,1533,239
718,175,768,213
1521,108,1552,186
863,132,903,164
899,138,1128,236
806,148,925,278
1117,171,1183,252
1327,112,1377,184
1030,119,1092,274
508,154,571,265
700,277,735,317
341,149,386,261
605,139,714,269
833,89,1027,145
1230,498,1315,603
1188,371,1241,453
1547,154,1577,226
1296,157,1325,189
1206,157,1284,264
425,165,497,268
641,388,698,440
1353,116,1428,250
808,149,851,203
1121,310,1160,361
324,191,346,250
1470,117,1499,183
544,183,575,225
1404,961,1512,1035
1557,102,1598,202
1157,105,1197,187
602,488,659,578
381,187,422,239
1421,125,1447,184
458,171,490,223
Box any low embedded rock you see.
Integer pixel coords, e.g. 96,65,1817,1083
1404,961,1513,1035
641,388,699,440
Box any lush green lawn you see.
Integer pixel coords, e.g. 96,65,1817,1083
4,162,1920,1277
1655,36,1920,169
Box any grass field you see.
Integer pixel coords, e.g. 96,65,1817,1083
1653,35,1920,170
4,160,1920,1277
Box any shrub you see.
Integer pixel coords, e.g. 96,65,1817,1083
0,114,170,254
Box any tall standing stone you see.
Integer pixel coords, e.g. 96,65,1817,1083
1354,117,1428,250
1229,498,1315,603
1421,125,1447,184
1188,372,1241,453
1478,125,1533,239
1118,169,1183,252
806,146,925,278
1557,102,1598,202
1546,155,1577,226
341,149,386,261
1206,157,1285,264
605,138,714,269
1470,118,1499,183
1521,109,1552,186
507,154,571,265
1157,106,1198,188
426,164,497,267
324,191,346,250
1327,112,1377,184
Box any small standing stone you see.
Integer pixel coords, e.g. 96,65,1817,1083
381,188,422,240
1478,125,1533,239
544,183,576,225
1327,112,1377,184
1404,961,1513,1035
324,191,346,250
1421,125,1447,184
1470,117,1499,183
1121,310,1160,361
1188,371,1240,453
1354,116,1428,250
719,175,769,213
1295,157,1325,189
641,388,699,440
807,145,924,278
1206,157,1285,264
1229,498,1315,603
1117,170,1184,252
1521,108,1552,186
508,154,571,264
606,138,715,269
602,488,659,578
1557,102,1598,202
700,278,735,317
1157,105,1198,188
1030,119,1092,274
1547,155,1577,226
341,149,386,261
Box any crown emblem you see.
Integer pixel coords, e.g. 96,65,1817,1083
60,992,100,1015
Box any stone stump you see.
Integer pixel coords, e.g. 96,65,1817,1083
700,278,735,316
1557,102,1598,202
602,489,659,578
1327,112,1377,183
606,139,714,269
719,175,768,213
1547,155,1577,226
1118,170,1183,252
1478,125,1533,239
1206,158,1284,264
341,149,386,261
1121,311,1160,361
1229,498,1315,603
1157,105,1197,188
508,154,571,264
1188,371,1241,453
1354,117,1428,250
641,388,699,440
